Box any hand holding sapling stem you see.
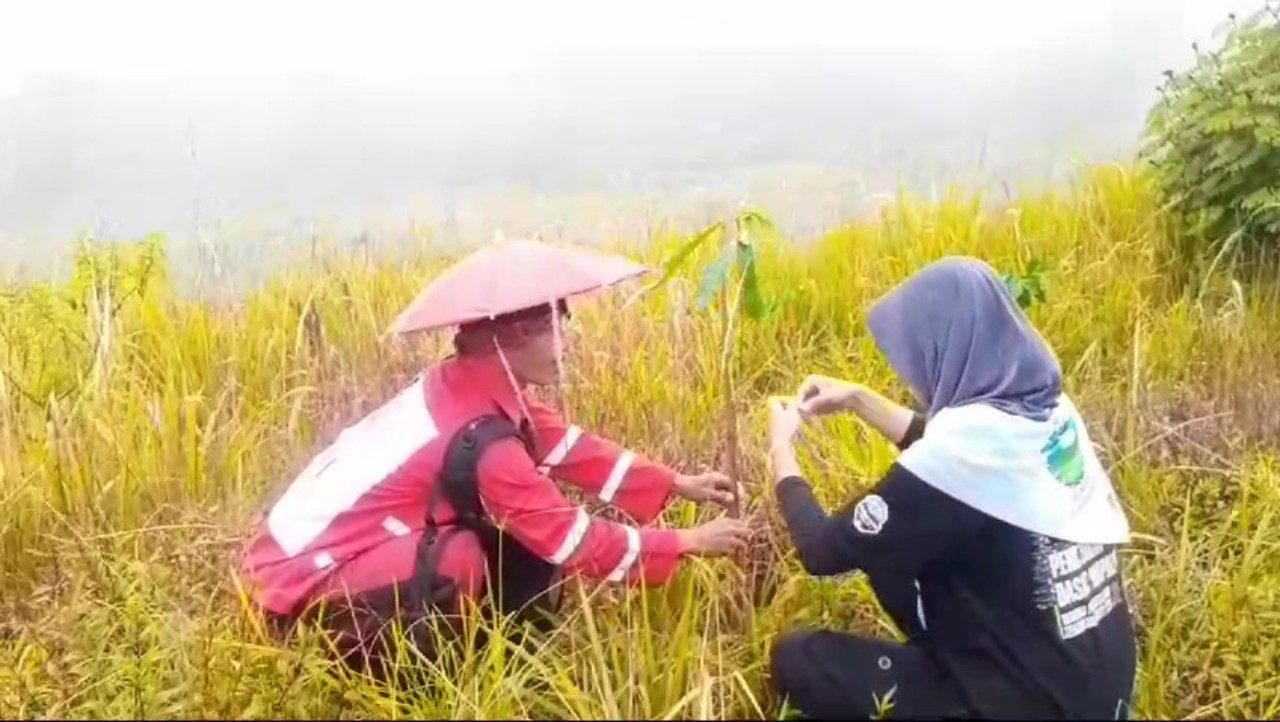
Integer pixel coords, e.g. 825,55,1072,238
673,471,736,509
675,516,750,557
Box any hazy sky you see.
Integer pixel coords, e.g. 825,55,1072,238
0,0,1248,94
0,0,1261,280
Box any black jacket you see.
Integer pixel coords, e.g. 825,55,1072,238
775,414,1137,719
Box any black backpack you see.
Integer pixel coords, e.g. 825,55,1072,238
282,415,560,679
419,414,561,623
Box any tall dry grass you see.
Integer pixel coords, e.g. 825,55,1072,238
1,165,1278,718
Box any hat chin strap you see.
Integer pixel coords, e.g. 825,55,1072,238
491,298,570,428
550,297,570,423
493,336,534,426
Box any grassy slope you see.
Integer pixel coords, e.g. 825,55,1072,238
1,166,1278,719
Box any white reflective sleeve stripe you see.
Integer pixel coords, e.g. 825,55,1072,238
915,579,928,630
549,507,591,565
599,450,636,504
313,551,335,569
382,516,411,537
537,425,583,474
606,526,641,582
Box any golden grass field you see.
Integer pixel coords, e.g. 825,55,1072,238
1,165,1278,718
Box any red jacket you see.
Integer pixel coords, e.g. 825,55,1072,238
242,353,683,616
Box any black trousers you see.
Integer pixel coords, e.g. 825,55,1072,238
266,543,560,681
770,630,973,720
267,570,463,681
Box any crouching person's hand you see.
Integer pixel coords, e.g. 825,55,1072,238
673,471,738,509
675,517,750,557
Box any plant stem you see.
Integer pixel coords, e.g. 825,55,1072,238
720,242,748,520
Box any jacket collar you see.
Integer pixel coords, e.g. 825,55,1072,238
439,352,528,423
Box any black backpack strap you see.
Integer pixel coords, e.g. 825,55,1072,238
438,415,529,527
420,415,558,620
417,416,521,588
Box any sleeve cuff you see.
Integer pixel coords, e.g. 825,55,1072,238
896,413,927,450
634,528,682,586
620,462,677,524
644,527,682,558
774,475,816,519
775,475,809,499
659,466,678,502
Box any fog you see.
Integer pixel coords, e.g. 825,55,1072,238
0,0,1257,283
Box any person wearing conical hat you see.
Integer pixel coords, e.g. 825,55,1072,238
241,239,747,675
764,257,1136,719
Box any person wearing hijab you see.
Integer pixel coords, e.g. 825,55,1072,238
764,256,1136,719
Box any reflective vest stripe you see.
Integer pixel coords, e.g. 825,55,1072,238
382,516,412,537
606,526,641,582
538,425,583,475
549,507,591,564
599,450,636,504
268,377,437,556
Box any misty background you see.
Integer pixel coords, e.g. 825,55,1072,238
0,0,1258,287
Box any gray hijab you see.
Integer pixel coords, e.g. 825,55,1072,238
867,256,1062,421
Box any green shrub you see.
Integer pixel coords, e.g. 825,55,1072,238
1143,4,1280,264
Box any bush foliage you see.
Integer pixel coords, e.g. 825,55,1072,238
1144,4,1280,262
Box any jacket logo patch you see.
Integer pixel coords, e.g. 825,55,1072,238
852,494,889,535
1042,418,1085,487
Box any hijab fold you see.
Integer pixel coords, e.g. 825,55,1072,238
867,256,1062,421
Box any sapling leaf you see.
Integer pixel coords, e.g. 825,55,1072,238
696,242,738,312
1001,272,1028,308
647,222,725,293
738,211,785,261
1000,257,1049,310
735,209,782,321
739,245,773,321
